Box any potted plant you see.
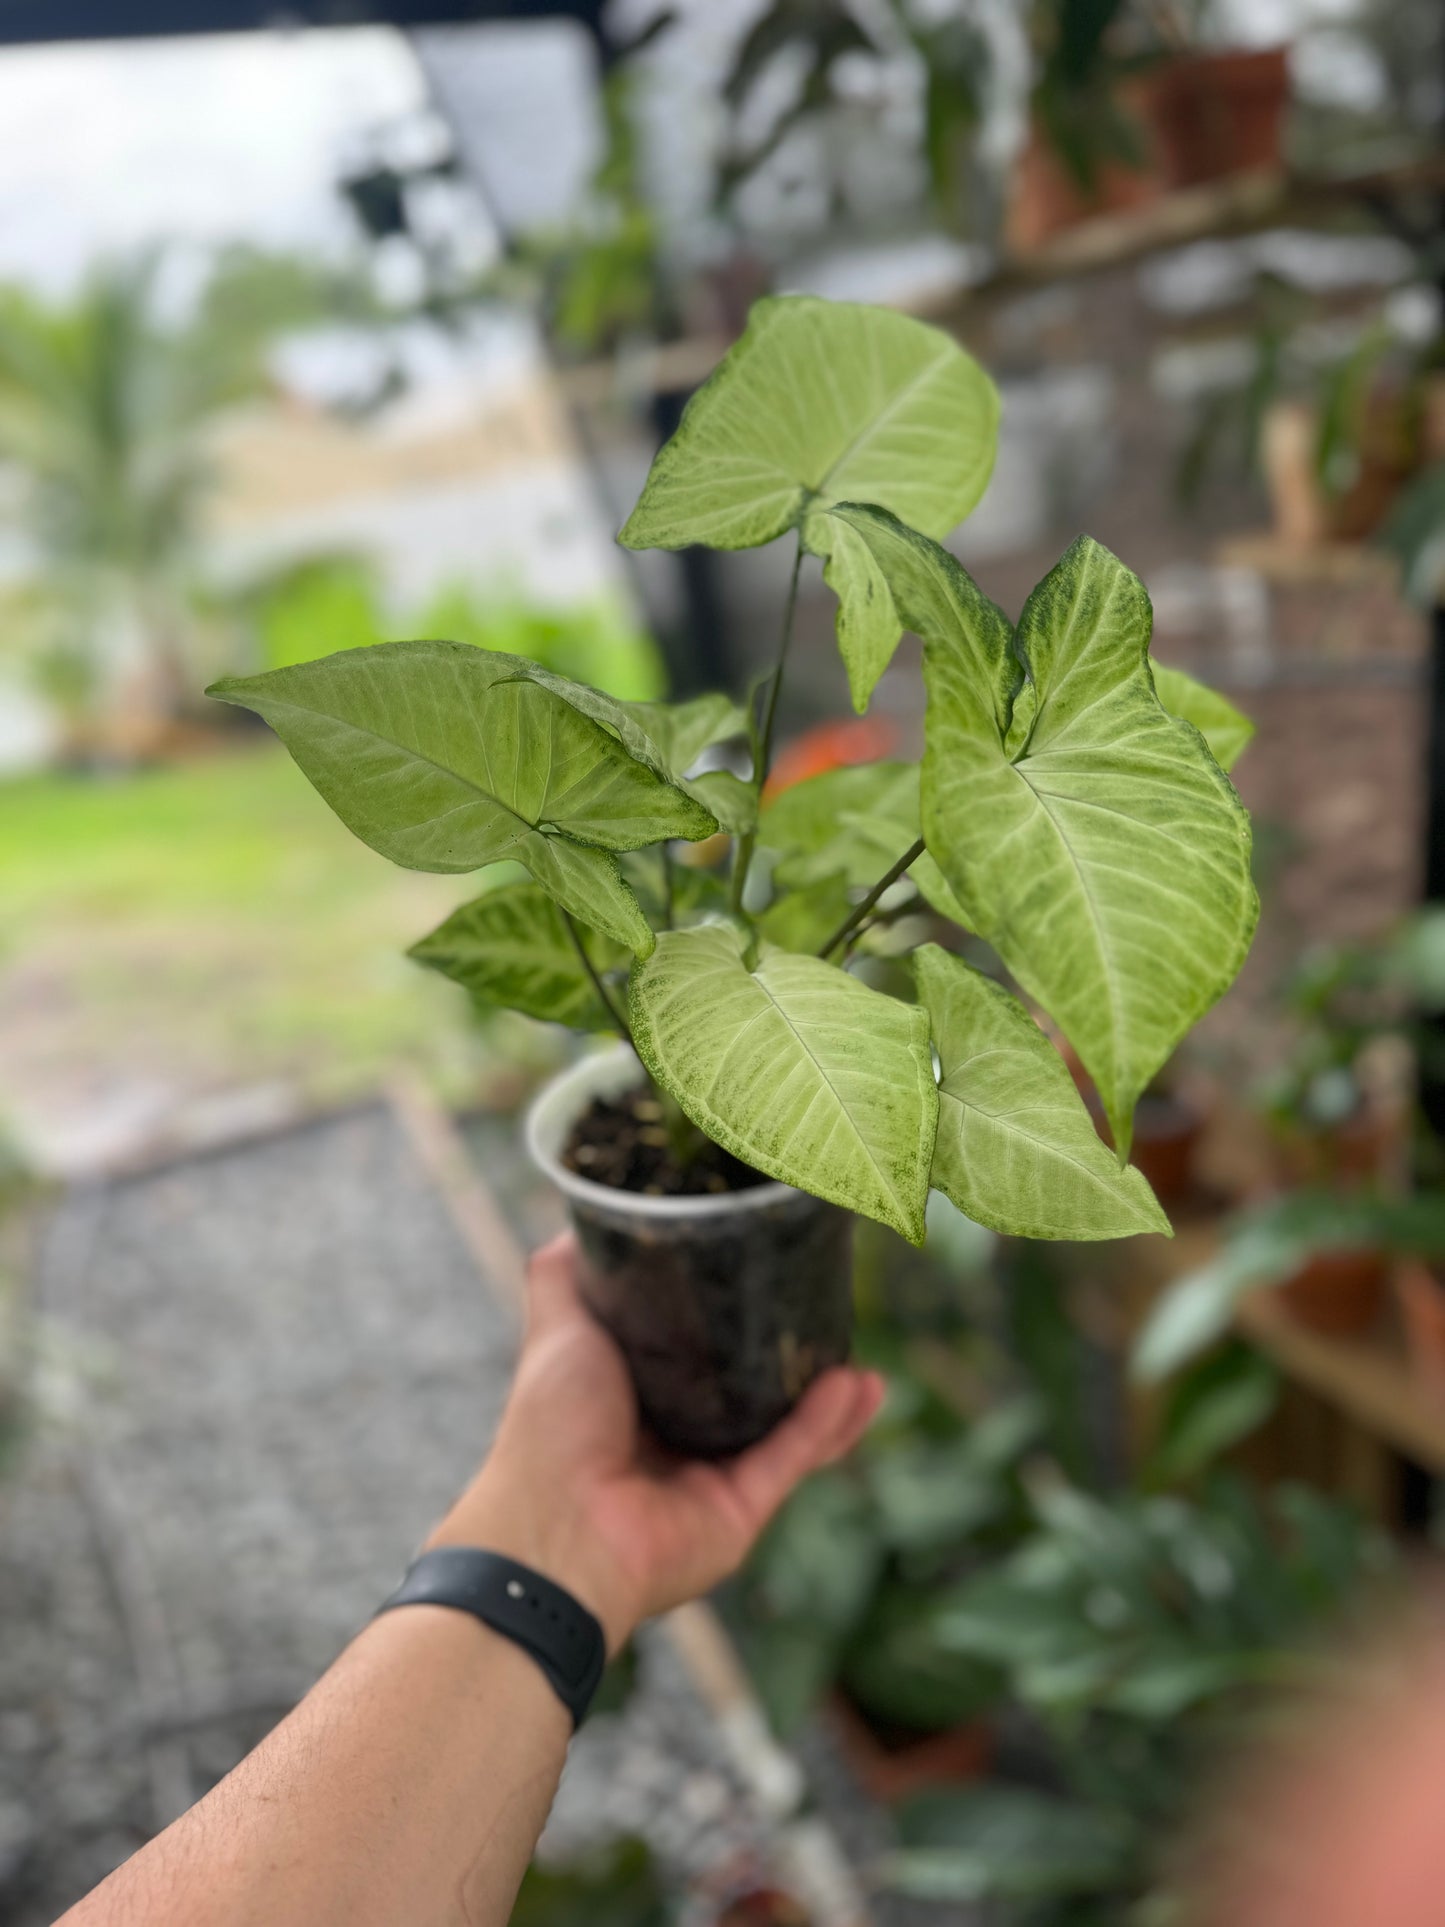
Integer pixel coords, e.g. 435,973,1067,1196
209,293,1257,1457
880,1471,1393,1924
731,1375,1041,1798
1008,3,1289,254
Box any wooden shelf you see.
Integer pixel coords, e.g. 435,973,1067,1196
1235,1288,1445,1475
1213,532,1401,587
559,154,1445,409
984,152,1445,294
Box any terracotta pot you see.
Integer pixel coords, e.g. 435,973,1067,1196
1007,47,1288,253
1006,109,1165,253
1149,47,1290,187
1129,1092,1207,1205
1396,1260,1445,1395
527,1047,854,1459
827,1692,993,1805
1271,1106,1395,1190
709,1890,811,1927
1277,1247,1388,1337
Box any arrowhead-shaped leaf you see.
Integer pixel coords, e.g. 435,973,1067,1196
410,882,627,1030
620,297,998,711
207,642,729,953
620,297,997,554
760,761,968,926
1150,665,1254,772
914,945,1169,1241
813,507,906,712
629,923,938,1242
829,511,1257,1158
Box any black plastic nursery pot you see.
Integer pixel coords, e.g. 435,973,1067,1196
526,1047,855,1459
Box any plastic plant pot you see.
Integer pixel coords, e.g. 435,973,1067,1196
526,1047,854,1459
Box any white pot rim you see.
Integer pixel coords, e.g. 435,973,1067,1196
524,1042,805,1220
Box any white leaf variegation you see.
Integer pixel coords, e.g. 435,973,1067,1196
620,297,998,711
915,946,1169,1241
207,642,725,955
1150,664,1254,772
629,923,937,1242
410,882,626,1031
827,510,1257,1159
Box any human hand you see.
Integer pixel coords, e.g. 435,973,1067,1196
427,1232,885,1652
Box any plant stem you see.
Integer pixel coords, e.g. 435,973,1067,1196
661,840,675,928
731,536,804,915
563,911,634,1047
755,537,804,792
818,836,927,961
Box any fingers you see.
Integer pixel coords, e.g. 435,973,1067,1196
723,1367,885,1537
523,1231,582,1338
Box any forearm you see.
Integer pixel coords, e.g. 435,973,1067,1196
59,1590,572,1927
56,1236,879,1927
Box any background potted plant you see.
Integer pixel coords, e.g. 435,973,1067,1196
1008,1,1290,254
878,1469,1393,1923
730,1364,1041,1800
210,293,1257,1457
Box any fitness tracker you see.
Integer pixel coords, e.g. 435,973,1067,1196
376,1546,607,1729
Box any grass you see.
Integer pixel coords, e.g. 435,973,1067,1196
0,742,530,1157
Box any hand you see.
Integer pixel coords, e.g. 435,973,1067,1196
427,1232,884,1652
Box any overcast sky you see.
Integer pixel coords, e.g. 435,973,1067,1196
0,21,604,295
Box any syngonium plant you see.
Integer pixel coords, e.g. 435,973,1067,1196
209,295,1258,1246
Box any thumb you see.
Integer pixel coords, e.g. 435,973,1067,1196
722,1367,886,1538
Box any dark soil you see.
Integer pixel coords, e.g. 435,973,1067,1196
562,1091,771,1198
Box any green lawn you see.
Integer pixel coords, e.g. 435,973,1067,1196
0,745,536,1162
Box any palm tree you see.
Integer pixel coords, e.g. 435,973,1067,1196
0,248,347,758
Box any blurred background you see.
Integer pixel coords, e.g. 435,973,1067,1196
4,2,1445,1922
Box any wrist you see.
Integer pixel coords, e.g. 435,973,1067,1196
425,1464,638,1656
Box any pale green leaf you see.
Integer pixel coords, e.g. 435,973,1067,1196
758,872,855,953
620,693,756,832
814,509,904,711
684,768,757,835
522,675,757,831
622,692,750,771
619,296,998,554
1151,664,1254,772
914,945,1169,1241
760,762,967,926
831,511,1257,1159
409,881,625,1031
206,641,734,953
509,837,655,953
629,923,937,1241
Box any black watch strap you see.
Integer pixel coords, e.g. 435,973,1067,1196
377,1547,606,1728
